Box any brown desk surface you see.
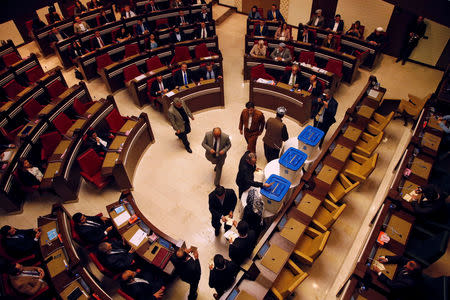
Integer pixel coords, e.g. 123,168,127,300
316,165,339,185
421,132,441,152
236,290,257,300
400,180,420,196
110,204,132,230
110,135,127,149
59,279,89,300
372,248,397,280
331,144,352,162
0,101,14,111
123,224,147,250
103,152,119,169
357,105,375,119
67,119,86,136
54,140,71,155
280,218,306,245
120,120,138,133
39,103,56,116
410,157,432,180
343,125,362,142
43,162,62,179
296,193,322,217
46,247,68,278
261,244,289,275
427,117,443,132
85,101,102,115
386,215,412,245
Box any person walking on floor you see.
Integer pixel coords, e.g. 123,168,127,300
168,97,194,153
262,107,289,162
202,127,231,186
239,102,265,153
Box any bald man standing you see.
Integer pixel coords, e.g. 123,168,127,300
202,127,231,186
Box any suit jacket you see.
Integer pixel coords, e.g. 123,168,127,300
10,266,47,296
197,12,211,22
121,10,137,19
322,37,336,49
239,108,265,134
267,9,284,22
98,240,134,272
253,24,268,36
209,259,238,292
167,101,193,132
171,31,186,43
136,23,149,35
170,254,201,284
328,20,344,32
69,44,87,59
199,66,221,80
88,0,103,9
146,3,160,12
302,79,323,97
248,11,262,20
270,48,292,62
229,230,256,265
150,78,172,97
202,131,231,161
74,21,90,34
86,136,108,154
92,36,106,49
175,15,191,26
236,151,263,192
74,215,108,244
307,15,325,27
49,31,68,43
173,69,194,87
195,26,211,39
3,229,38,258
313,97,338,128
120,270,164,300
208,188,237,221
281,71,302,86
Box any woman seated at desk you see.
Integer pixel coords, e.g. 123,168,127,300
275,22,291,41
69,40,88,61
74,0,87,15
148,33,158,49
88,0,103,10
249,40,267,57
116,27,131,43
346,21,363,39
17,158,43,187
322,33,337,50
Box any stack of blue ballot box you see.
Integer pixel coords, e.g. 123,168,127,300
297,125,324,157
260,174,291,214
279,147,308,184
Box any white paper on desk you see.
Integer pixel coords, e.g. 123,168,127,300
256,78,275,85
312,66,320,72
319,69,327,74
134,74,147,81
372,260,386,271
130,229,147,247
368,89,379,98
114,211,131,227
1,150,12,162
165,91,175,97
223,230,239,241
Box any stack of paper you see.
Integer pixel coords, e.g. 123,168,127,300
114,211,131,227
368,89,380,99
165,91,175,97
224,230,239,241
130,229,147,247
256,78,275,85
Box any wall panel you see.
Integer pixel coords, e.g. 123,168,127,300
287,0,313,26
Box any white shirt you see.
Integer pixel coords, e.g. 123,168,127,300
314,17,319,26
27,167,43,182
97,137,107,147
55,33,63,41
214,137,220,157
201,28,207,38
332,22,339,32
158,80,164,91
288,73,296,86
248,114,253,129
79,23,86,32
97,37,104,47
125,11,136,18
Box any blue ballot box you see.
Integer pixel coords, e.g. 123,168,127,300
279,147,307,183
260,174,291,214
298,125,324,156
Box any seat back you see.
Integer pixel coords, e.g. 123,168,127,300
105,108,125,132
0,125,24,142
369,111,394,135
66,5,75,17
328,179,346,203
23,98,43,119
25,65,45,83
358,152,378,178
171,46,192,64
155,18,169,29
250,63,274,81
194,43,210,59
402,93,430,116
124,43,139,58
77,148,102,177
2,52,21,67
88,252,109,274
40,131,62,160
325,59,343,77
73,98,92,115
96,53,114,70
52,113,73,134
45,13,52,24
146,77,157,102
96,14,101,27
123,64,142,83
309,230,330,259
340,173,359,191
334,34,341,51
46,80,67,99
146,56,163,72
25,20,34,34
298,51,316,66
3,79,25,98
117,289,134,300
360,132,383,156
272,260,308,299
286,44,294,58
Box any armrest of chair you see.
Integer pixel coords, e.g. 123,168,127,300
367,123,381,135
350,152,368,164
318,231,331,252
305,226,321,238
373,112,384,122
340,173,360,190
311,219,328,232
323,199,338,211
343,169,367,182
328,192,339,204
333,203,346,220
290,271,308,292
270,287,284,300
293,250,314,265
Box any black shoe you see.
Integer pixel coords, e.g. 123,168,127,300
395,58,401,63
186,146,192,153
214,228,220,236
214,166,217,172
401,60,406,65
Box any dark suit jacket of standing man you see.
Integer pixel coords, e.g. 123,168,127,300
236,151,263,197
150,77,172,97
253,24,268,36
2,229,39,258
170,253,201,298
229,229,256,265
239,108,265,153
313,96,338,135
209,259,238,295
74,215,109,244
173,68,195,87
208,188,237,229
98,240,134,272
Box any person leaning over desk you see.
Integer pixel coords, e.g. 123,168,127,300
235,151,272,197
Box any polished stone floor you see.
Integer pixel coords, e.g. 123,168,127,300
1,7,448,300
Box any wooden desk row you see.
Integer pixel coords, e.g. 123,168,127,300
246,19,284,38
244,35,363,84
0,40,20,71
0,53,42,93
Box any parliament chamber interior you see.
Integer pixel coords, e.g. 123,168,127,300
0,0,449,299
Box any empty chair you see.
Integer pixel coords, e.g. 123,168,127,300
327,173,360,203
325,59,343,77
146,56,164,72
77,148,110,189
2,52,21,67
3,79,25,98
271,259,309,300
298,51,317,66
343,152,378,182
66,5,75,17
367,111,394,135
250,63,275,81
46,80,67,100
293,227,330,265
23,98,44,120
105,108,126,133
52,113,73,135
396,93,430,125
73,97,93,115
355,132,383,157
170,46,192,65
312,200,347,232
123,64,142,85
96,53,114,72
194,43,216,59
124,43,140,58
155,18,169,29
25,65,45,83
0,125,24,142
40,131,62,161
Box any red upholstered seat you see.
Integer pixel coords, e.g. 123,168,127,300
73,97,93,115
13,169,40,194
146,77,157,105
0,125,24,143
250,63,275,81
96,53,114,71
194,43,212,59
2,52,21,67
286,45,294,58
325,58,343,77
334,34,342,51
40,131,62,161
88,252,121,279
66,5,75,17
0,234,36,264
106,108,126,133
1,273,50,300
124,43,140,58
257,8,264,18
146,56,164,72
46,80,67,99
23,98,44,120
96,14,101,27
25,20,34,37
123,64,142,84
45,14,51,24
298,51,317,66
318,79,327,92
25,65,45,83
3,79,25,98
117,289,134,300
170,46,192,65
77,148,110,189
111,28,121,42
155,18,169,29
89,36,96,51
52,113,73,134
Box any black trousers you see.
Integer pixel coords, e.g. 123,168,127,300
399,40,419,62
211,216,232,232
314,120,331,148
187,278,199,300
175,122,191,148
264,143,280,162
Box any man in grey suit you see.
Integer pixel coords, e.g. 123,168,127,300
168,97,194,153
202,127,231,186
270,43,292,62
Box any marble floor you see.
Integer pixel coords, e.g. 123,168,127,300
2,7,448,300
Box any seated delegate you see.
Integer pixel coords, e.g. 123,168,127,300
274,22,291,41
72,212,115,244
0,225,41,258
270,42,292,62
248,5,261,20
250,40,267,57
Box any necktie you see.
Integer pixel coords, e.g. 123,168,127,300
109,249,125,255
152,5,156,11
141,25,144,32
308,84,313,92
303,34,307,43
99,38,104,47
127,12,129,18
289,73,296,86
213,138,218,156
159,81,164,91
183,72,187,85
315,105,325,122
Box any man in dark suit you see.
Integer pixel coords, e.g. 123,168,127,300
373,255,423,300
85,129,109,155
281,64,301,88
97,240,135,272
197,5,211,22
208,185,237,236
199,63,222,81
146,0,160,12
312,89,338,147
326,14,344,33
49,27,68,44
253,20,268,36
307,9,325,27
202,128,231,186
396,16,426,65
150,75,171,97
173,63,194,87
136,19,150,35
171,27,186,43
175,10,190,26
171,247,201,300
72,212,114,244
228,221,256,265
235,151,272,197
302,74,323,97
195,22,211,39
209,254,238,299
267,4,284,22
0,226,41,258
121,269,165,300
92,30,107,49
